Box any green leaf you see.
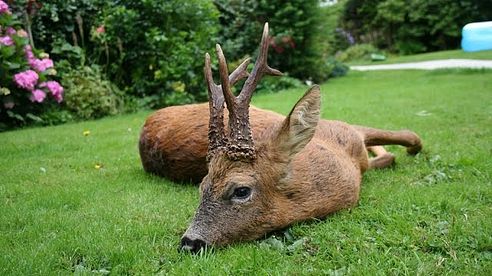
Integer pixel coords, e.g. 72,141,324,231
6,62,21,70
1,46,15,58
26,113,43,123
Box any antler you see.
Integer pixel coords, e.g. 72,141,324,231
204,53,250,159
206,22,282,161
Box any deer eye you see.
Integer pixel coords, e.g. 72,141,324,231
232,187,251,200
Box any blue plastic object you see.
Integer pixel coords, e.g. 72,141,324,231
461,21,492,52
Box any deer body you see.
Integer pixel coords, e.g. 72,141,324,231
139,24,422,252
139,103,368,185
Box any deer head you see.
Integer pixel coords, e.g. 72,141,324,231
180,23,321,253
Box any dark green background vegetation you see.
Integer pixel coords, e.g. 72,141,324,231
339,0,492,54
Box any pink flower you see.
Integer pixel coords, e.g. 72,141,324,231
24,45,35,61
96,25,105,34
0,35,13,46
30,89,46,103
6,27,16,35
13,70,39,91
0,1,9,14
30,58,54,72
39,81,64,103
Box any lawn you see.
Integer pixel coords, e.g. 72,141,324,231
349,49,492,66
1,69,491,274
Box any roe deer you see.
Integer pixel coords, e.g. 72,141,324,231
139,23,422,253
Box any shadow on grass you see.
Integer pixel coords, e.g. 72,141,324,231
130,166,199,188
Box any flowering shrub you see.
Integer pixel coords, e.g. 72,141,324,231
0,1,8,14
0,0,63,129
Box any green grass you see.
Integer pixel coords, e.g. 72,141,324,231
1,69,492,274
349,49,492,65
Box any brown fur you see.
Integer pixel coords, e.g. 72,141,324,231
139,86,422,248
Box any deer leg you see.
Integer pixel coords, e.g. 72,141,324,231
355,126,422,155
368,146,395,169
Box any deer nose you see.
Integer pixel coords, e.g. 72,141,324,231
180,235,207,254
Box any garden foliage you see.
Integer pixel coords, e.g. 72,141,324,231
214,0,335,82
18,0,220,108
338,0,492,54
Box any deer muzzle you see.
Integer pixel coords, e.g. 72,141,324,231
180,232,208,254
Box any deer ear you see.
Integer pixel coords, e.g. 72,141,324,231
274,85,321,158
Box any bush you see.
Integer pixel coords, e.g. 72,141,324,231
96,0,220,108
336,44,380,62
325,58,349,78
61,65,124,120
0,1,64,130
214,0,330,83
339,0,492,54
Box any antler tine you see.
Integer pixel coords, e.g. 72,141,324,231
238,22,282,103
216,44,237,111
205,53,250,101
205,52,226,159
229,58,251,86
